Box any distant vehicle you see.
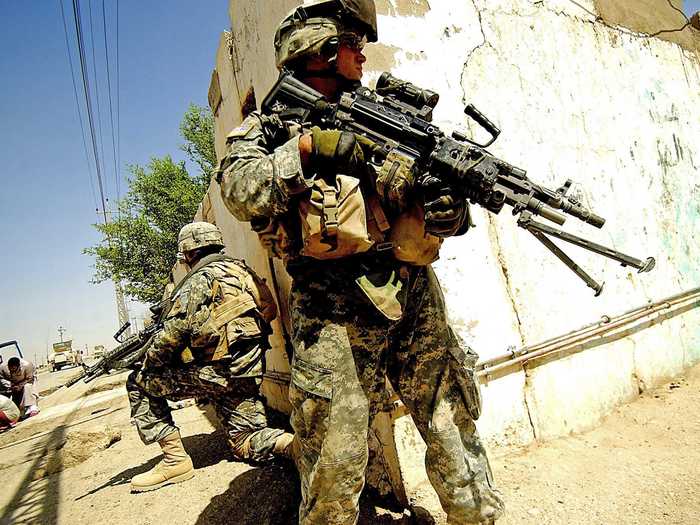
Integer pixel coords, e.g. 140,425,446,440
49,340,78,372
92,345,105,359
0,341,24,396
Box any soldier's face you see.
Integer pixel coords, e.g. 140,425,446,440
336,43,366,81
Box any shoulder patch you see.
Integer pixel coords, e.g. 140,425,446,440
226,118,256,140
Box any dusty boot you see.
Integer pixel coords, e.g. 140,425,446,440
131,431,194,492
272,432,297,461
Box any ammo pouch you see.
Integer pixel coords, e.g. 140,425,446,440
389,203,443,266
447,336,483,420
198,261,277,362
298,175,375,260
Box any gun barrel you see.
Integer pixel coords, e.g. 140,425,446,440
567,205,605,228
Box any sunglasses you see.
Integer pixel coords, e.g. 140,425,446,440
338,32,367,51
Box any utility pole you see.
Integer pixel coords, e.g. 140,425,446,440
58,325,66,342
101,209,131,336
115,282,130,333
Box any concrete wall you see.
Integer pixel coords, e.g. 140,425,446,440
594,0,700,53
203,0,700,450
373,0,700,447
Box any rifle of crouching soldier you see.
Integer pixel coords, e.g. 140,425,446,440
65,307,164,388
262,71,655,295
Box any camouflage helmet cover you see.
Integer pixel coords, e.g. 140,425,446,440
177,222,224,253
274,0,378,70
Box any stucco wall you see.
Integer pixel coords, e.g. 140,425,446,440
204,0,700,449
594,0,700,52
372,0,700,446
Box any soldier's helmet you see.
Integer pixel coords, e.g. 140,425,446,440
274,0,378,71
177,222,224,254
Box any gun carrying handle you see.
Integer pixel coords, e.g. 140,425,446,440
464,104,500,147
114,322,131,343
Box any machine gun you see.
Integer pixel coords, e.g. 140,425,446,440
65,305,164,388
262,71,655,295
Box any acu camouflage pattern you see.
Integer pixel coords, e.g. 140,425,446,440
218,111,504,523
126,259,284,463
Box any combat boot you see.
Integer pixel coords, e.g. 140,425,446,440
131,431,194,492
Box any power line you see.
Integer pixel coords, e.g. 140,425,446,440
101,0,120,213
87,0,110,211
67,0,130,333
116,0,121,213
72,0,109,225
58,0,98,212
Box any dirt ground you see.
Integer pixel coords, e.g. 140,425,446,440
1,364,698,525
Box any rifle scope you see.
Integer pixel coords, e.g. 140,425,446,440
376,72,439,110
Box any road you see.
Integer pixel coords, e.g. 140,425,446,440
2,364,698,524
36,367,83,396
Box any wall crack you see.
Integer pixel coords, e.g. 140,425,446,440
522,366,539,441
462,0,489,76
485,214,526,347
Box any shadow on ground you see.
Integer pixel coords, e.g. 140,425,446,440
196,460,419,525
75,427,424,524
74,431,231,501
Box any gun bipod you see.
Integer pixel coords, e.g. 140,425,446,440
517,212,656,295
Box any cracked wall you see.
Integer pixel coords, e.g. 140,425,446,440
367,0,700,446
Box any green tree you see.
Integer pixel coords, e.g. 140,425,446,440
180,103,217,181
85,105,216,304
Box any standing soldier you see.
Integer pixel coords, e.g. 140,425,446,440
216,1,505,523
127,221,295,493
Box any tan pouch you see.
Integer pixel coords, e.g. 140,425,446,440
199,294,259,362
390,203,443,266
299,175,374,259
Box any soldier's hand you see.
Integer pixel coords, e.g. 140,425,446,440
423,176,467,238
310,127,377,178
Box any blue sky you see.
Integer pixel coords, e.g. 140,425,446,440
0,1,228,365
686,0,700,16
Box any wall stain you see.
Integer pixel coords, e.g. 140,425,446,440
405,50,428,61
376,0,431,17
364,43,400,74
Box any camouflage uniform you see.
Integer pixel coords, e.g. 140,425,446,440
126,259,285,463
217,113,504,524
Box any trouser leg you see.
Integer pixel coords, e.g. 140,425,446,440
20,383,37,409
126,371,178,445
11,391,23,411
211,377,285,463
389,267,504,524
289,284,385,525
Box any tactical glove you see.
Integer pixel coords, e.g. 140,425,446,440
311,127,377,178
422,176,468,238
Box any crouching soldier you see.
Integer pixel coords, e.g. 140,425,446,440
127,221,295,492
